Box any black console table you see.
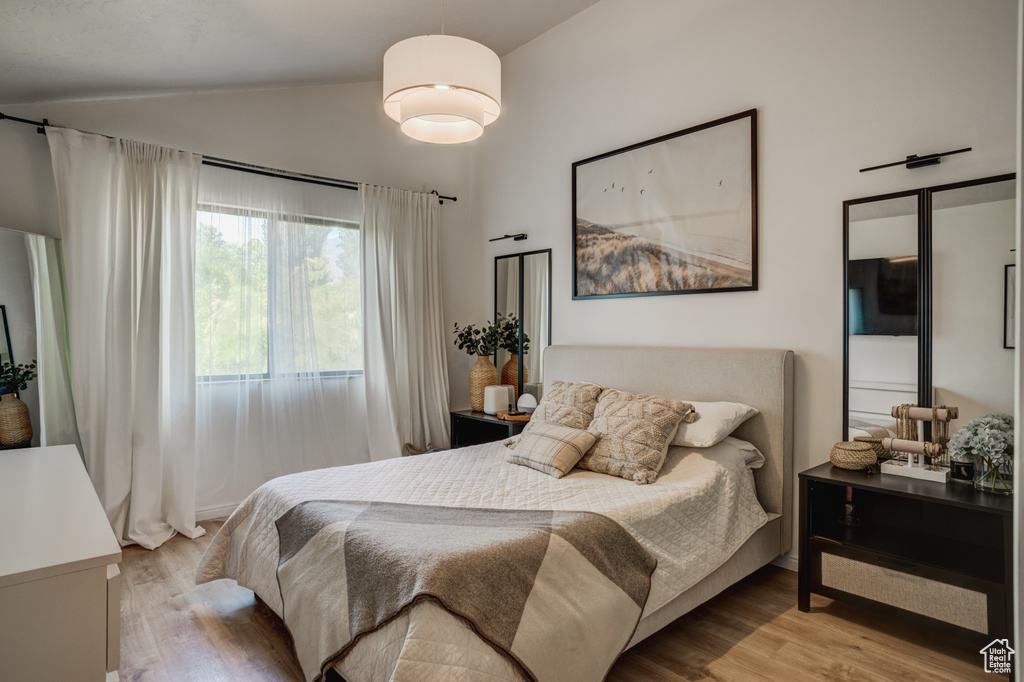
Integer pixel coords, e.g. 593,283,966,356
798,462,1013,648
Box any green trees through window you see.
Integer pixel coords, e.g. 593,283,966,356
195,207,362,378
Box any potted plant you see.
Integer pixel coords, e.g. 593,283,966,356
495,313,530,400
0,360,37,446
453,321,500,411
949,413,1014,495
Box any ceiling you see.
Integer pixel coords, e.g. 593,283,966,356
0,0,601,106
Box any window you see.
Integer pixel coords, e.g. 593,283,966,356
195,205,362,378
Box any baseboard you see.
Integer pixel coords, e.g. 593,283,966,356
772,551,798,572
196,503,239,522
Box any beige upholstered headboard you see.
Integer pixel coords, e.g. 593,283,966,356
542,345,795,555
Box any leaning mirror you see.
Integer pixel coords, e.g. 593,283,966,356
494,249,552,401
844,193,920,439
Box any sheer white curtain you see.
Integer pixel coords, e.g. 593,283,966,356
195,166,369,515
25,233,80,449
47,127,203,549
361,184,450,460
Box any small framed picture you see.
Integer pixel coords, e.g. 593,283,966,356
1004,264,1015,349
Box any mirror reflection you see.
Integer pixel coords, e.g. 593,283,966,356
931,179,1015,424
0,225,77,449
846,194,919,439
0,226,40,445
495,249,551,400
843,175,1016,441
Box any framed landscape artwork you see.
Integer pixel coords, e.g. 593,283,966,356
572,109,758,299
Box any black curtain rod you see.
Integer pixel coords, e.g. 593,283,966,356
0,111,457,204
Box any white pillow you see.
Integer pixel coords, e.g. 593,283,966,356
672,401,758,447
721,436,766,469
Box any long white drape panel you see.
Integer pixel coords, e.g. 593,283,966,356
47,127,203,549
195,167,369,515
360,184,450,460
25,233,81,450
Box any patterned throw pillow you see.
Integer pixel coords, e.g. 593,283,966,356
506,380,604,452
580,388,697,484
505,421,600,478
532,380,604,429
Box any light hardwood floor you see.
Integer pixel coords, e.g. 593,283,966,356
119,519,992,681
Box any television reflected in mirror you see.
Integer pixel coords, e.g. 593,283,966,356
847,256,918,336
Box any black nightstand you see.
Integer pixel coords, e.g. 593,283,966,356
798,462,1013,649
450,410,529,448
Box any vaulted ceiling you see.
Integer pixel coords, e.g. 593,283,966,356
0,0,601,106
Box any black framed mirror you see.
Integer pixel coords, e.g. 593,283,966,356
0,305,11,371
494,249,552,401
843,173,1016,440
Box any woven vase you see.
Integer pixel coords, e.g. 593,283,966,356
500,354,529,402
469,355,499,412
0,393,33,446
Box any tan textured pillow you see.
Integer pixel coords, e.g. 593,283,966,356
506,380,604,452
505,421,599,478
532,380,604,429
580,388,697,484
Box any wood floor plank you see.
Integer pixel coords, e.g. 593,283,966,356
119,520,994,681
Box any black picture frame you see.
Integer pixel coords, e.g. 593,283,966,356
1004,263,1015,350
572,109,758,300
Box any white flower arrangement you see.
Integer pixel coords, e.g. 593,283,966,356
948,413,1014,493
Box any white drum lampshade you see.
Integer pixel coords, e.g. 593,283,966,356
383,34,501,145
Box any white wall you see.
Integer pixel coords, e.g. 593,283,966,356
0,81,486,411
476,0,1019,562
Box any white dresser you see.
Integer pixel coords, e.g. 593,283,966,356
0,445,122,681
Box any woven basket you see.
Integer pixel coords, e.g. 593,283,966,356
500,354,530,402
853,436,887,459
468,355,500,412
0,393,33,446
830,441,877,470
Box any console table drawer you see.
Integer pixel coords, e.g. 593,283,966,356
810,538,1003,642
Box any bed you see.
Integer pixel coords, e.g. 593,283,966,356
196,345,794,681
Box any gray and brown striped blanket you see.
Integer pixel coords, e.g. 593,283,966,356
275,500,657,682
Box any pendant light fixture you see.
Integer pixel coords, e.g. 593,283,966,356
383,1,501,144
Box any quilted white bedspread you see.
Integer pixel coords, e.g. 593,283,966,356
196,439,768,682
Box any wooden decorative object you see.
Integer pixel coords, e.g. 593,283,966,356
0,393,32,446
497,411,531,423
830,441,877,471
500,354,528,401
469,355,499,412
